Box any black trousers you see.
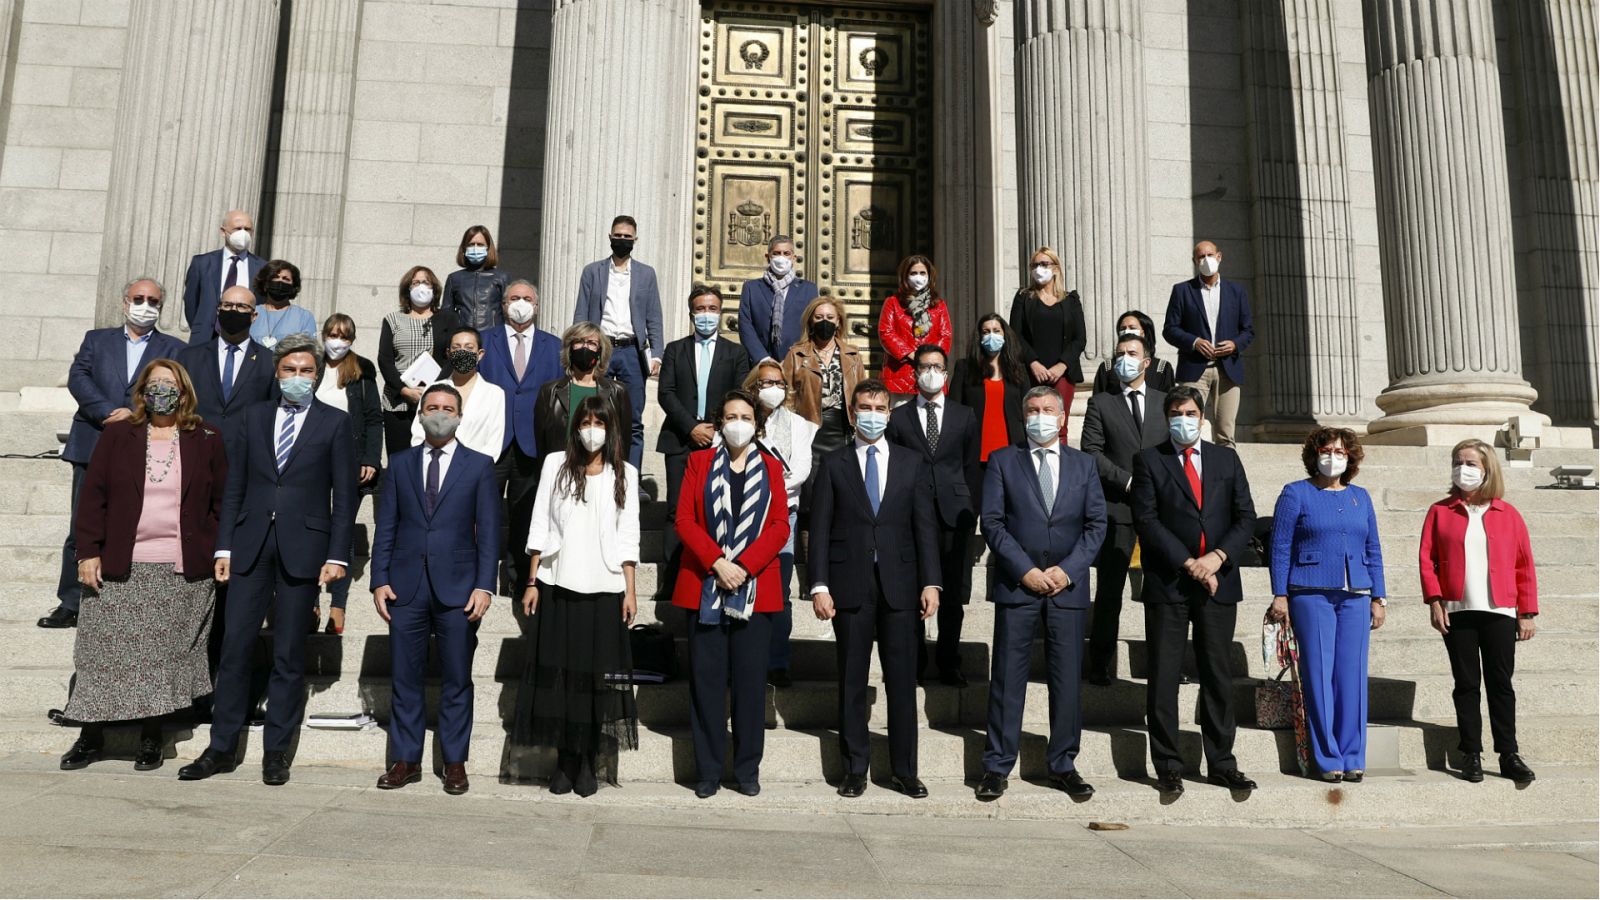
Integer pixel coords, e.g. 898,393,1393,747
382,407,414,457
833,570,918,779
496,441,542,589
687,610,772,785
662,451,691,571
1144,596,1238,775
1088,520,1138,675
917,517,975,675
1443,611,1518,754
55,462,87,611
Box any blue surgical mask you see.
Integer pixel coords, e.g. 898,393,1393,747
464,246,488,265
1114,355,1144,384
279,375,314,406
1025,413,1059,444
854,410,888,441
1168,415,1201,446
980,333,1004,354
693,312,719,337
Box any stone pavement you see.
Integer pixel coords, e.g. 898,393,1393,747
0,753,1594,899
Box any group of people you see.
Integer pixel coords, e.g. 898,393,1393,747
45,210,1541,801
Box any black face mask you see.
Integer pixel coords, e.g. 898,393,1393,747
610,238,635,259
448,348,480,374
264,281,299,302
570,346,600,373
809,319,838,343
216,308,253,338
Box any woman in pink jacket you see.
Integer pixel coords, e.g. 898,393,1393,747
1418,438,1538,787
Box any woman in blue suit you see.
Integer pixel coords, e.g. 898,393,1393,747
1265,427,1386,782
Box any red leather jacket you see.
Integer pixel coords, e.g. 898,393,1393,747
1418,496,1538,615
878,295,952,394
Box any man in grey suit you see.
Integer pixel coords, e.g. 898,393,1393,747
573,214,662,470
1079,334,1171,684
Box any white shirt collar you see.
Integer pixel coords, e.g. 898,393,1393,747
505,323,531,341
916,393,941,409
1028,439,1059,454
424,438,458,457
854,437,887,454
1171,439,1201,456
1123,382,1146,397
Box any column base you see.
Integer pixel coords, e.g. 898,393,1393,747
1247,415,1370,444
1366,380,1545,446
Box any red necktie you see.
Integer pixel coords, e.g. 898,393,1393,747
1184,447,1205,553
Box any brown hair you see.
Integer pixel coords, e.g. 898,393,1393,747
129,359,204,431
321,313,362,389
896,254,940,300
398,266,442,310
1451,438,1505,501
712,388,767,440
1301,426,1364,485
456,225,498,268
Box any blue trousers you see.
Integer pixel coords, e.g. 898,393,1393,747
1288,590,1371,773
388,578,480,765
768,508,797,671
605,347,646,471
984,601,1086,776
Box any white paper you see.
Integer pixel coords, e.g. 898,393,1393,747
400,353,441,388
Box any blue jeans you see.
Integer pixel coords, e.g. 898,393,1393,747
768,508,798,671
606,346,646,471
1288,589,1372,773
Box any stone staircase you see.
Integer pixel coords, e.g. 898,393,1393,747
1,392,1596,826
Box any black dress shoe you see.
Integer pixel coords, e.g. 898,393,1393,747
734,781,761,797
1210,769,1256,791
938,669,968,688
694,781,719,799
1048,770,1095,799
1499,753,1536,785
37,606,77,628
59,737,101,770
1156,770,1185,797
262,752,291,786
767,669,792,688
1459,753,1484,782
133,737,163,771
890,775,928,798
178,749,236,781
975,771,1008,801
837,772,868,798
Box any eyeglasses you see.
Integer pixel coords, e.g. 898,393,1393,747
219,303,254,313
127,295,162,306
756,379,785,389
916,364,946,374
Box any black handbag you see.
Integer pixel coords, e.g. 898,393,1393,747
627,624,678,683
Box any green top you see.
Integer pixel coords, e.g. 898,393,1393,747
567,383,598,426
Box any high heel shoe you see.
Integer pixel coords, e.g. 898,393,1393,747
1321,770,1344,783
1343,770,1364,783
325,607,345,635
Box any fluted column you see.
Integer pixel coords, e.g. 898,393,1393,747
538,0,697,340
1243,0,1364,436
1013,0,1148,368
96,0,282,332
267,0,362,323
1362,0,1541,438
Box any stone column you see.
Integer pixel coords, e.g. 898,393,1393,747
1243,0,1365,437
96,0,281,333
932,2,987,334
1362,0,1541,440
267,0,362,324
538,0,698,341
1012,0,1149,370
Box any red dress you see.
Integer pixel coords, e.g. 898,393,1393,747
980,379,1010,461
671,448,791,613
877,295,953,394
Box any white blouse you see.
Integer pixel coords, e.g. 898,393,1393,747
527,452,641,593
315,370,348,413
410,375,505,459
1445,503,1515,618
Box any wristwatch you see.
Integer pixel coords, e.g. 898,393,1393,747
1371,597,1387,608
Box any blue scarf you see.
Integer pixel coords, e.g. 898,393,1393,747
698,447,770,624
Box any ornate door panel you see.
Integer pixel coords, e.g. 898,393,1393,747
695,2,933,365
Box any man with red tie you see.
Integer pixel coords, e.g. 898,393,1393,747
1129,385,1258,799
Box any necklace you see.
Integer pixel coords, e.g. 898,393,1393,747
146,426,177,483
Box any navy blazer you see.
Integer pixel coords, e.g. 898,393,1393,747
738,276,819,365
1268,479,1386,597
478,325,563,456
182,249,265,345
1129,441,1257,605
370,443,500,605
215,400,357,581
176,338,279,450
574,258,664,358
980,444,1107,609
806,444,941,611
886,398,980,531
64,326,187,464
1162,277,1255,384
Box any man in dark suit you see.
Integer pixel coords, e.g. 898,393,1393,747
182,209,266,345
1130,384,1258,797
809,379,941,799
177,286,278,449
41,277,185,629
370,383,499,795
658,284,751,566
179,334,357,786
886,344,980,686
1162,240,1255,447
977,386,1107,801
1079,334,1170,684
737,235,819,365
573,215,663,470
478,280,563,590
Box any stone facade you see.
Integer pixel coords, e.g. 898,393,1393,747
0,0,1592,443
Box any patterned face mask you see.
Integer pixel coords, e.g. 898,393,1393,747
143,382,181,415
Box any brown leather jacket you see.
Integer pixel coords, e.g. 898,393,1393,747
780,339,866,424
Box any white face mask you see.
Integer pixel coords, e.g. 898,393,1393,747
758,386,786,410
578,427,607,453
768,255,794,276
324,337,352,361
1453,464,1484,492
409,285,435,308
226,228,251,252
907,273,929,293
722,419,756,450
1032,264,1053,286
917,369,946,394
1025,413,1059,444
1196,255,1221,278
1317,453,1348,478
506,298,535,325
125,303,160,329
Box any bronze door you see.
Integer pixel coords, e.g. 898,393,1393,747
694,1,933,366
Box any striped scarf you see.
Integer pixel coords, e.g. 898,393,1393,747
698,448,770,623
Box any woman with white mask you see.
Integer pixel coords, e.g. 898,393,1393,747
1007,246,1087,412
378,265,461,455
314,313,383,634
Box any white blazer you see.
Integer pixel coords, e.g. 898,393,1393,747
526,451,641,572
411,375,506,459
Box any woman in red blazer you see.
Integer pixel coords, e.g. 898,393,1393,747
673,388,790,799
61,358,228,773
877,254,953,401
1419,439,1538,786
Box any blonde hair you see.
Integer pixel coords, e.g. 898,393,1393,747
1023,245,1067,297
559,321,613,375
742,360,789,410
799,295,850,347
1451,439,1505,500
129,359,204,431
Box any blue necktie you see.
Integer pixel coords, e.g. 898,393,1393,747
695,339,712,419
222,343,239,404
865,445,880,517
276,406,300,473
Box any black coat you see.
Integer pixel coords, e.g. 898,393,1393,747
1008,289,1087,383
533,374,633,465
321,355,384,478
885,397,980,531
655,335,750,455
176,338,279,449
1080,386,1170,524
1129,441,1256,605
806,444,941,611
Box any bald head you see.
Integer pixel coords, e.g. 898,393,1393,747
220,285,255,308
220,210,254,252
1192,241,1222,281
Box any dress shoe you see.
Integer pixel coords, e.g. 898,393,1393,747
890,775,928,799
59,737,101,770
549,767,574,794
734,781,760,797
1156,770,1185,797
442,762,470,795
133,737,164,771
1320,770,1344,783
179,749,237,780
938,669,968,688
975,771,1008,801
694,781,720,799
1499,753,1536,785
1210,769,1256,791
1048,770,1095,799
1459,753,1484,783
837,772,868,798
262,751,291,786
767,669,792,688
377,761,422,789
37,606,77,629
1343,770,1364,783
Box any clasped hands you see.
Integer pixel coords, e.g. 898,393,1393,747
1192,339,1237,361
1022,566,1071,597
1183,551,1224,596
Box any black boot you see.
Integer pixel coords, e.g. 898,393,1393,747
548,751,575,795
1499,753,1535,785
1459,753,1484,783
574,752,598,798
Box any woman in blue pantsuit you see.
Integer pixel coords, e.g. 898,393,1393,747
1266,427,1387,782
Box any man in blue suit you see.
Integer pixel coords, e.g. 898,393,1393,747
977,386,1107,801
176,286,278,449
1162,240,1255,448
370,383,499,795
478,280,562,590
179,334,357,786
40,277,185,628
182,209,266,345
738,235,819,366
573,215,662,470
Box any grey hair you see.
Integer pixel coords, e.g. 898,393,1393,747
273,332,325,379
506,278,538,295
1023,385,1064,412
122,276,165,298
768,234,794,251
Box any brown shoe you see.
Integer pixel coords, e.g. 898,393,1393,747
442,762,469,795
376,761,422,789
